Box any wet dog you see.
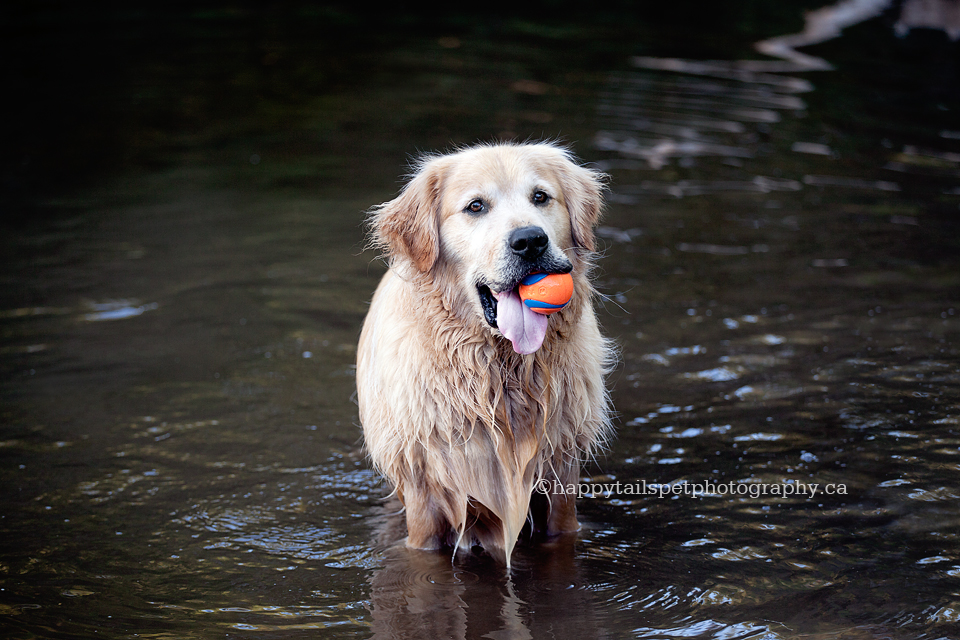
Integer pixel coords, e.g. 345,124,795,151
357,142,614,566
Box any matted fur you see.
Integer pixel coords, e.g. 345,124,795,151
357,141,614,567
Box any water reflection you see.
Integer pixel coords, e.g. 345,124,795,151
757,0,960,69
368,540,602,639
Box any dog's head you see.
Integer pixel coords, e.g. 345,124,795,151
369,142,605,354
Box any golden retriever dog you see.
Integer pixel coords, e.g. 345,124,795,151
357,141,614,567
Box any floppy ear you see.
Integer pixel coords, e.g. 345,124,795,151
551,152,606,253
369,158,445,273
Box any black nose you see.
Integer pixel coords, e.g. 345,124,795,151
508,226,549,261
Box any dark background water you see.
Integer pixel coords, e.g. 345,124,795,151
2,2,960,638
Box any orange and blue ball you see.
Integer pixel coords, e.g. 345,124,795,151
518,272,573,315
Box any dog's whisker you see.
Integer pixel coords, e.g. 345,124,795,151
595,291,631,315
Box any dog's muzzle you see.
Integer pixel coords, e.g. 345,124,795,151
476,226,573,354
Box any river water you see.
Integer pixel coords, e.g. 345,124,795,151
2,3,960,639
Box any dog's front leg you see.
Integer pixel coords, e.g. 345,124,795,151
546,461,583,536
401,487,448,550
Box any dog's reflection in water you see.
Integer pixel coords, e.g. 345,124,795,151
366,503,605,640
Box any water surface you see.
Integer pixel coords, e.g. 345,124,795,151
2,3,960,638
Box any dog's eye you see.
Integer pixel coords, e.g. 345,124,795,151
532,190,550,205
465,199,486,215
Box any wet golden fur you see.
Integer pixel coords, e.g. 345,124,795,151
357,142,614,566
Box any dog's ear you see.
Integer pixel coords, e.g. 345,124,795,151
369,157,446,272
549,151,606,252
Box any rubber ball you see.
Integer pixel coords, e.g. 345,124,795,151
518,272,574,315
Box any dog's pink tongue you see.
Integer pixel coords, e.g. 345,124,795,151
494,289,548,355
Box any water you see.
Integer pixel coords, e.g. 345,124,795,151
2,3,959,638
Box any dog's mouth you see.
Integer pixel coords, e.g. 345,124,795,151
478,284,499,329
477,266,570,356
